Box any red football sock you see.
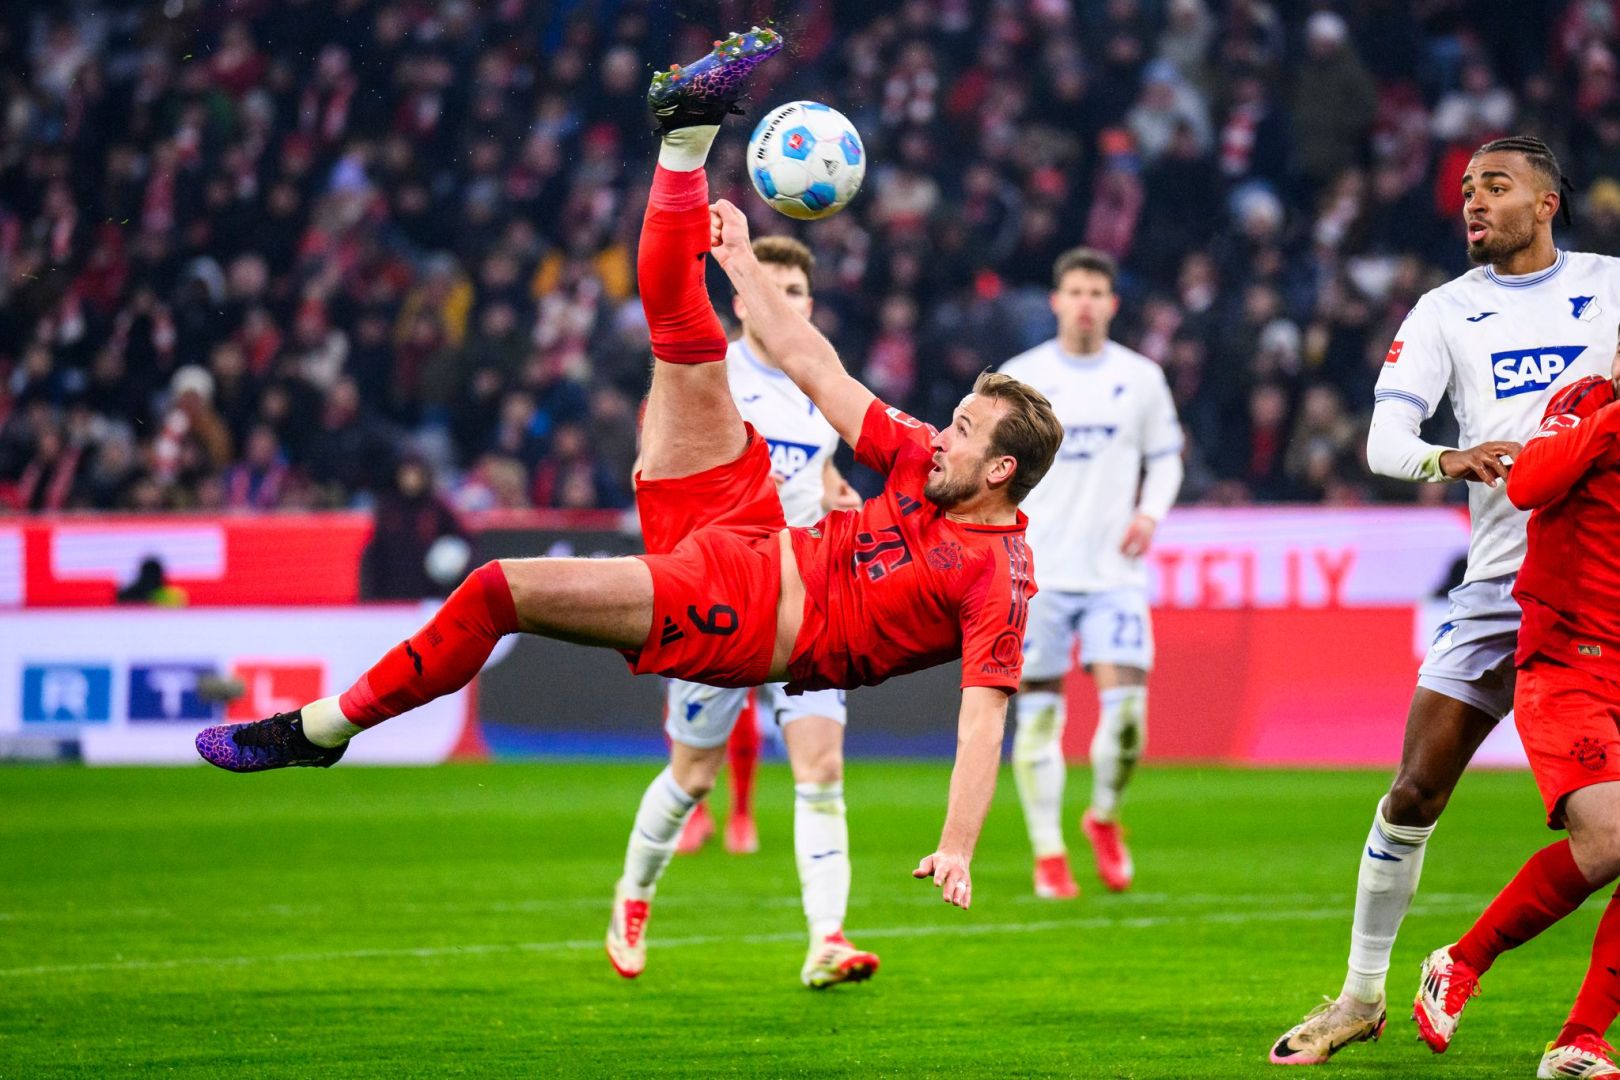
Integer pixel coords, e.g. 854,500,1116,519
637,165,726,365
727,693,760,820
1453,839,1598,975
1558,888,1620,1047
338,561,519,727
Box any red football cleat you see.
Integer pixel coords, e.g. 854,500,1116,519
676,801,714,855
1033,852,1079,899
725,813,759,854
1082,810,1134,892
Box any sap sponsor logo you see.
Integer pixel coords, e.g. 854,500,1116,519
128,662,219,722
766,438,822,482
1491,345,1587,399
22,663,112,723
1059,424,1118,459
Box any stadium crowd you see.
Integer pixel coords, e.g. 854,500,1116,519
1,0,1616,515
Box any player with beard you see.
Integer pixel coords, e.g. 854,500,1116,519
195,29,1063,925
1271,135,1620,1065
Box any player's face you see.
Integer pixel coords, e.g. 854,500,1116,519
1050,269,1119,344
925,394,1012,508
1461,152,1547,265
733,262,812,327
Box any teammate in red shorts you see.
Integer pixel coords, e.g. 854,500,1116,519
195,27,1064,914
1412,349,1620,1077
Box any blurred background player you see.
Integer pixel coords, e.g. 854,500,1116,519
1271,136,1620,1066
1411,362,1620,1080
611,235,873,988
997,248,1183,898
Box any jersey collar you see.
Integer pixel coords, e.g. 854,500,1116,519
734,338,789,379
1052,340,1109,367
1485,249,1566,289
950,509,1029,533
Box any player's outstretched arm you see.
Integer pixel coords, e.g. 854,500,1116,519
912,686,1010,910
1508,395,1620,510
710,199,875,447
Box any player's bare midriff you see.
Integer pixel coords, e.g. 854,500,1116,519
768,527,805,681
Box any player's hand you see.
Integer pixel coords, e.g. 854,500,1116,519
1119,513,1157,557
1439,440,1522,487
709,199,753,269
913,850,973,909
823,476,861,511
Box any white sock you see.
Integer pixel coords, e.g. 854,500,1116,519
795,781,849,943
1342,796,1434,1005
658,124,721,172
1012,691,1067,858
620,767,699,900
301,695,362,748
1090,686,1146,820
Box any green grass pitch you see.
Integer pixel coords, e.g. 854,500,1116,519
0,760,1600,1078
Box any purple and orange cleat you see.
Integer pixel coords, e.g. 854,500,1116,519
647,26,784,135
196,711,346,773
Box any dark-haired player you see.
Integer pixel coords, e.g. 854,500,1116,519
1272,135,1620,1064
195,29,1063,925
1411,356,1620,1079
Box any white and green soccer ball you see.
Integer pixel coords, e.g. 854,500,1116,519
747,101,866,220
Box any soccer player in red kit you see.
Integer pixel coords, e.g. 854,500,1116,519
195,28,1063,915
1412,346,1620,1078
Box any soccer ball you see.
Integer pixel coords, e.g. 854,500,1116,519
424,535,471,587
747,101,866,220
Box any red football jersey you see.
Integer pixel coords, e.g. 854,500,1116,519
785,399,1036,694
1510,374,1620,676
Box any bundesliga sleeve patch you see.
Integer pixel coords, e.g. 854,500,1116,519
1384,341,1404,365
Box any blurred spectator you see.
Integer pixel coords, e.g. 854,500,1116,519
363,458,466,600
0,0,1602,519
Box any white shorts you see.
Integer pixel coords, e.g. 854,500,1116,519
1022,586,1154,681
664,679,847,749
1415,573,1518,722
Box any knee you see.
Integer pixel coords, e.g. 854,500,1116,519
1385,772,1451,828
1571,824,1620,886
671,747,726,799
792,744,844,786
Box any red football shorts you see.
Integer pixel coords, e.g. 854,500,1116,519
622,427,787,688
1516,660,1620,828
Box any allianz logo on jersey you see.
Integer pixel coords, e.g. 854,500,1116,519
1491,345,1587,399
1059,424,1118,460
767,438,821,481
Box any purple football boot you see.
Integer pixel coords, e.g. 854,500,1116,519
196,711,346,773
647,25,785,134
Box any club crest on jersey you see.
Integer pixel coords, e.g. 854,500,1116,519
765,438,820,482
1571,296,1601,322
1059,424,1118,460
1490,345,1586,399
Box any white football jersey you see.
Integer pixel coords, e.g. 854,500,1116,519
1374,250,1620,583
727,338,839,527
999,339,1183,591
